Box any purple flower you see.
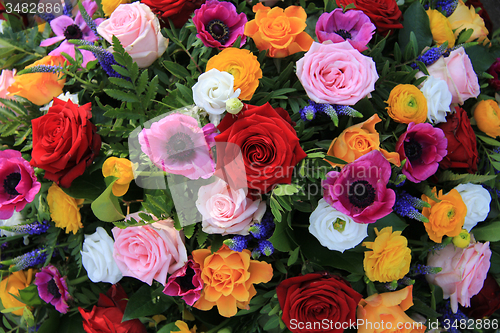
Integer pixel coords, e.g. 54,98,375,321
34,265,71,313
322,150,395,224
315,9,375,52
0,150,41,220
162,259,203,306
193,0,247,49
396,122,447,183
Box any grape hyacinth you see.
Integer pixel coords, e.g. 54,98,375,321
251,248,261,259
439,300,468,333
70,41,124,78
223,235,248,252
37,13,55,23
63,0,73,16
257,240,274,256
299,100,362,123
411,264,443,275
1,248,48,272
435,0,458,16
393,191,430,222
249,211,275,240
410,43,448,69
0,220,50,235
18,65,64,75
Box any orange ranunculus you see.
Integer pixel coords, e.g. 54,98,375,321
244,3,314,58
421,188,467,243
386,84,428,124
192,245,273,317
357,286,426,333
206,48,263,100
427,9,455,47
7,55,66,106
326,114,400,167
447,0,489,45
0,269,34,316
473,99,500,138
102,157,135,196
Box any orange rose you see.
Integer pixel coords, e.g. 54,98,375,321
102,157,135,196
448,0,489,45
473,99,500,138
421,188,467,243
0,269,34,316
357,286,426,333
7,55,66,106
326,114,400,167
244,3,314,58
192,245,273,317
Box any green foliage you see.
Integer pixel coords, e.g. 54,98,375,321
398,1,433,55
122,284,174,321
91,176,125,222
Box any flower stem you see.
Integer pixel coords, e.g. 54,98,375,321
68,275,89,285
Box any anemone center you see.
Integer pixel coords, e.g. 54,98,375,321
47,279,61,299
178,266,196,292
335,29,352,40
64,24,83,40
348,180,376,208
206,20,230,44
404,138,422,162
166,132,195,161
3,172,21,196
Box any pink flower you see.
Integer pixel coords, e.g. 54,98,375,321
34,265,71,314
0,69,16,100
112,219,188,285
296,41,378,106
0,150,41,219
196,178,267,235
139,113,216,180
163,259,203,306
396,122,447,183
322,150,395,224
315,9,375,52
426,242,491,313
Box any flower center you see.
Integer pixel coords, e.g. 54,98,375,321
178,266,196,293
3,172,21,196
404,138,422,162
348,180,376,208
335,29,352,40
332,218,346,232
206,20,230,44
47,279,61,299
64,24,83,40
407,97,417,108
166,132,195,161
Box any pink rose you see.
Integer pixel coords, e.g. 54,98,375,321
426,242,491,313
0,69,16,100
196,178,267,235
97,3,168,68
296,41,378,106
112,219,188,285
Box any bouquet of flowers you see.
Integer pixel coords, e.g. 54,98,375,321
1,0,500,331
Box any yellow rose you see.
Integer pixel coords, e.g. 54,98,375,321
448,0,489,44
326,114,400,168
386,84,428,124
47,183,84,234
427,9,455,47
102,157,134,196
102,0,130,16
363,227,411,283
0,269,34,316
473,99,500,138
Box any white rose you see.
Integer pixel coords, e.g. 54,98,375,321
454,183,491,231
420,76,453,124
81,227,123,284
0,211,23,237
40,92,80,112
192,69,240,125
309,199,368,252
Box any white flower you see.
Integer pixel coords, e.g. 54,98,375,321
454,183,491,231
420,76,453,124
0,211,23,237
192,69,240,125
309,199,368,252
81,227,122,284
40,92,80,112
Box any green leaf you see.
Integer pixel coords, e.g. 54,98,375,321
456,28,474,45
163,61,190,80
108,77,134,90
158,322,182,333
183,223,196,239
465,45,497,74
104,89,140,103
18,285,43,306
477,134,500,146
287,246,300,266
269,217,295,252
472,221,500,242
61,172,106,200
263,316,280,330
324,155,347,165
91,176,125,222
398,1,432,55
122,285,173,321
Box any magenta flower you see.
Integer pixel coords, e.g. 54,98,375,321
193,0,247,49
163,258,203,306
34,265,71,314
315,8,375,52
396,122,447,183
322,150,395,224
0,150,41,219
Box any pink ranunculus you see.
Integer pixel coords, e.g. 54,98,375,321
112,219,188,285
163,258,203,306
196,177,266,235
426,242,491,313
97,2,168,68
0,69,16,100
296,41,378,106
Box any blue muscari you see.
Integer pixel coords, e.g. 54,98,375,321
223,235,248,252
435,0,458,16
22,65,64,74
7,220,50,235
439,300,468,333
411,264,443,275
251,248,261,259
63,0,73,16
299,100,362,122
7,248,47,271
257,240,274,256
37,13,55,23
71,41,123,78
393,191,429,222
411,43,448,69
249,211,275,240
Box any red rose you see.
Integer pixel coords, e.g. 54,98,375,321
487,58,500,91
461,274,500,319
30,98,101,188
141,0,204,28
437,106,478,174
335,0,403,36
215,103,306,194
79,284,146,333
277,273,362,333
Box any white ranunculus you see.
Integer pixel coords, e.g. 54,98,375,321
309,199,368,252
192,69,240,125
40,92,80,112
454,183,491,231
81,227,122,284
420,76,453,124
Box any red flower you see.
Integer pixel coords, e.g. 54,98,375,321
461,274,500,319
215,103,306,194
30,98,101,188
277,273,362,333
487,58,500,91
437,106,478,174
79,284,146,333
141,0,204,29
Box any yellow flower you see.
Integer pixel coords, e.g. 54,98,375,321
102,157,134,196
174,321,197,333
206,48,263,100
448,0,489,45
453,229,471,248
47,183,84,234
102,0,130,16
473,99,500,138
427,9,455,47
363,227,411,283
386,84,428,124
0,269,34,316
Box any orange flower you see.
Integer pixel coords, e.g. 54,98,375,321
326,114,400,167
244,3,313,58
192,245,273,317
7,55,66,106
386,84,428,124
174,320,197,333
427,9,455,47
357,286,426,333
473,99,500,138
102,157,135,196
0,269,34,316
421,188,467,243
448,0,489,45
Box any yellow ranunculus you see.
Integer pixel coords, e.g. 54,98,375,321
102,0,130,17
174,321,197,333
473,99,500,138
453,229,471,248
102,157,134,196
47,183,84,234
363,227,411,283
386,84,428,124
427,9,455,47
448,0,489,45
0,269,34,316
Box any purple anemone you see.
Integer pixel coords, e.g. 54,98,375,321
34,265,71,314
162,258,203,306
